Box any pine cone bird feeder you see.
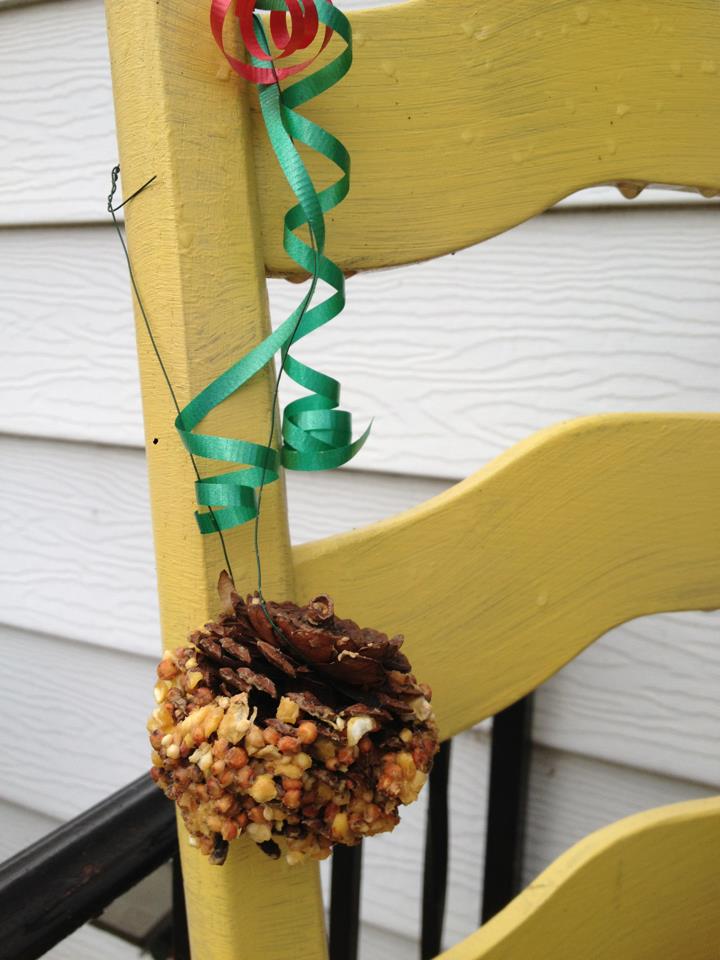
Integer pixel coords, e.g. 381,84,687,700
149,572,439,865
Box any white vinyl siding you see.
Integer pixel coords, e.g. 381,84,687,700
1,0,718,954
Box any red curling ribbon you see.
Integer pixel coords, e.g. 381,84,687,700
210,0,333,84
270,0,318,57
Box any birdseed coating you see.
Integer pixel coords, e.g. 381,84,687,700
148,574,439,866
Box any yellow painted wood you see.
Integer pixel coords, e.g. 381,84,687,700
440,795,720,960
104,0,327,957
294,413,720,739
249,0,720,275
105,0,720,952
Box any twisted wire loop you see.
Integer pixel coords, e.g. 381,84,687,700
180,0,369,535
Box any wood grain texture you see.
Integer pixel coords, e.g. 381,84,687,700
294,414,720,736
3,435,719,786
2,208,719,476
104,0,328,952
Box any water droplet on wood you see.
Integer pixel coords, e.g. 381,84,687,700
178,224,194,249
575,5,590,24
474,24,496,40
616,181,646,200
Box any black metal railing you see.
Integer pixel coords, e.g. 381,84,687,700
481,696,533,924
0,775,181,960
0,698,532,960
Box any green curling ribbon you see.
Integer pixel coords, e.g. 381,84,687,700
179,0,369,534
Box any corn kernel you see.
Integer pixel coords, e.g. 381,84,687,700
247,822,272,843
331,812,350,841
249,774,277,803
276,696,300,724
397,751,416,779
275,762,302,780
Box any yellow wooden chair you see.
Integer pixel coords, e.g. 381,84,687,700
105,0,720,957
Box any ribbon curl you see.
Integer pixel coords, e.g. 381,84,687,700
181,0,368,534
211,0,333,83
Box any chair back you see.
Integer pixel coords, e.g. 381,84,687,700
105,1,720,956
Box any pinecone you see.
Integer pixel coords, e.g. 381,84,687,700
149,572,439,866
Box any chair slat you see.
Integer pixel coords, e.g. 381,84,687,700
421,740,452,960
439,796,720,960
294,414,720,737
481,697,533,923
253,0,720,275
329,844,363,960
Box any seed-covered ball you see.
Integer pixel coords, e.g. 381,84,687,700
148,573,439,865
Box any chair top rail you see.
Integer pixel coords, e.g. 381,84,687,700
252,0,720,276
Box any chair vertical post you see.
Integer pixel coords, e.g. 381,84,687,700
104,1,328,957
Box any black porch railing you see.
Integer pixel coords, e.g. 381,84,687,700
0,775,178,960
0,696,531,960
